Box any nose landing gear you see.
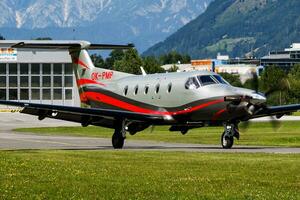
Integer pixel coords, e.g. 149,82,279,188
221,123,240,149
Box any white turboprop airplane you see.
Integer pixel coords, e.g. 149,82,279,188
0,41,299,149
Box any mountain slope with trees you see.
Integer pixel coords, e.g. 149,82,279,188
144,0,300,58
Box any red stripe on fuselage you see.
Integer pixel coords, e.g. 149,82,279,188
77,79,106,87
74,59,89,69
212,108,227,121
84,91,224,116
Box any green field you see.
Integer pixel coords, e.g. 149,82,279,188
0,151,299,200
16,121,300,147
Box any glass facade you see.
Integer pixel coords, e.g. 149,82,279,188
0,63,74,102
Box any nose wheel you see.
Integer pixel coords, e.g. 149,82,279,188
221,132,234,149
221,123,239,149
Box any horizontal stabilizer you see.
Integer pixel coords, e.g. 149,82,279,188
11,41,134,50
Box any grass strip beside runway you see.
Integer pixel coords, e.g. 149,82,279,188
0,151,299,200
15,121,300,147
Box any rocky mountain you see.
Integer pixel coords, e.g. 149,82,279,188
0,0,212,51
144,0,300,58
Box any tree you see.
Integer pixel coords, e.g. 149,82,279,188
159,51,191,65
219,73,243,87
0,34,5,40
91,54,105,68
168,65,179,72
260,65,289,105
105,49,125,69
142,56,165,74
287,64,300,103
113,48,143,74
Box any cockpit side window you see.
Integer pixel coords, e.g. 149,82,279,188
197,75,217,86
213,75,230,85
185,77,200,89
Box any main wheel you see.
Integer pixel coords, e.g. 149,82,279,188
112,132,125,149
221,132,234,149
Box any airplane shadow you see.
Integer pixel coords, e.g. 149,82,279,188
2,145,267,152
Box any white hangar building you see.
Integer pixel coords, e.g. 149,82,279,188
0,40,80,109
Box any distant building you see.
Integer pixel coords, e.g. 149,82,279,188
260,43,300,70
161,56,259,83
0,40,79,109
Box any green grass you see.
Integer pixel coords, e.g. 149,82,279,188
15,121,300,147
0,151,299,200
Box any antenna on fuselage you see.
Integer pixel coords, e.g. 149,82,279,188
140,66,147,76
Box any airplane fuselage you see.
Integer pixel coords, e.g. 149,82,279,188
82,70,266,125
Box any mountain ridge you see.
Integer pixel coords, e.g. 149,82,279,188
0,0,212,51
144,0,300,58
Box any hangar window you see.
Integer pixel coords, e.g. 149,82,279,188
134,85,139,95
123,86,128,96
155,84,160,94
31,89,40,100
0,89,6,100
64,64,73,75
54,64,62,74
9,76,18,87
144,86,149,94
64,76,73,87
42,76,51,87
31,76,40,87
65,89,73,100
197,75,217,86
9,89,18,100
20,64,29,74
167,83,172,93
42,89,51,100
42,64,51,75
9,64,17,75
0,63,6,74
31,64,40,75
20,76,29,87
54,89,62,100
185,77,200,89
0,76,6,87
53,76,62,87
20,89,29,100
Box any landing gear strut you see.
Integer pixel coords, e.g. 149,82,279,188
112,120,126,149
221,123,240,149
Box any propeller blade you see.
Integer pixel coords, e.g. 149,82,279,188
270,116,281,131
239,121,251,132
149,125,155,133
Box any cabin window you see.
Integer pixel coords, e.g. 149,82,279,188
213,75,229,85
197,75,217,86
134,85,139,95
124,86,128,96
185,77,200,89
144,86,149,94
167,83,172,93
155,84,160,94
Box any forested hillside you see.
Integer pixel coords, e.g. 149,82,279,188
144,0,300,58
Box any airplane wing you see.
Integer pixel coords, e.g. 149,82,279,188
0,101,168,128
250,104,300,119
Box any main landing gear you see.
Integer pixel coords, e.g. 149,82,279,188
221,123,240,149
112,120,126,149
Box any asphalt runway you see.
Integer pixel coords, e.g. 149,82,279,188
0,112,299,154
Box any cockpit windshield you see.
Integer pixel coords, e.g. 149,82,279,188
213,75,230,85
197,75,217,86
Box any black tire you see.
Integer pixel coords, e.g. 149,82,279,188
112,132,125,149
221,132,234,149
